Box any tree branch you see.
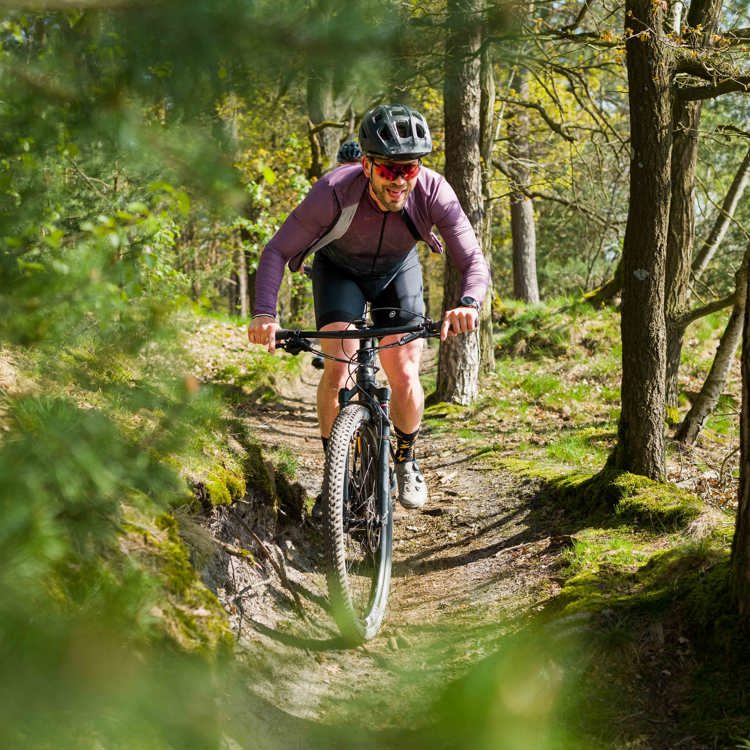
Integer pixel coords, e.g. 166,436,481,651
492,158,623,227
539,30,621,47
495,94,576,142
676,76,750,101
308,119,348,135
673,293,737,329
692,144,750,279
561,0,595,33
721,27,750,44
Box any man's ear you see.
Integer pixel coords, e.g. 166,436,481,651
361,155,370,177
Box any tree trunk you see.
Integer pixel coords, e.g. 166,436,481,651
238,247,249,319
675,247,749,444
479,31,496,375
732,247,750,618
609,0,673,480
437,0,483,405
664,99,702,408
507,68,539,304
306,69,340,179
663,0,726,407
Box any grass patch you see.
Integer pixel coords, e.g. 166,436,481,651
544,428,615,467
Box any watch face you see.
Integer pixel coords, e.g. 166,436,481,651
460,296,478,309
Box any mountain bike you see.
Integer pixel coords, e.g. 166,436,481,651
275,312,441,644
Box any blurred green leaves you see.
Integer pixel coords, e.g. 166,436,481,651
0,2,439,747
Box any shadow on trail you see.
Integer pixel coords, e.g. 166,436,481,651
246,617,352,652
393,481,559,577
395,506,530,568
393,528,550,577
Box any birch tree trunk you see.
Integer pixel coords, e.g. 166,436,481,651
676,246,749,444
692,145,750,280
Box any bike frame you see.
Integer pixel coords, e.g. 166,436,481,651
275,315,440,640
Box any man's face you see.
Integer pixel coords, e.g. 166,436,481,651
362,157,421,212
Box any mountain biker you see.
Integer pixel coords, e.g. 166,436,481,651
248,103,490,510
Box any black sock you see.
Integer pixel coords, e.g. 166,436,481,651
393,426,419,463
321,436,329,454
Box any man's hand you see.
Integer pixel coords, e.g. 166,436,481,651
247,315,279,353
440,305,479,341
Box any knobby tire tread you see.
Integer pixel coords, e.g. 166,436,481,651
323,404,391,644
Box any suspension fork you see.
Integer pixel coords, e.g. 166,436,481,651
336,336,392,521
375,384,392,523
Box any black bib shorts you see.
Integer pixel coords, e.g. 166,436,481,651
310,247,425,328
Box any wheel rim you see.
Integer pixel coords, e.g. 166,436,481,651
341,424,381,618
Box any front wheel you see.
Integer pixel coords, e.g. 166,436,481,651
323,404,392,643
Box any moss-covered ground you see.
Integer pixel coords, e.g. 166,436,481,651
2,297,746,749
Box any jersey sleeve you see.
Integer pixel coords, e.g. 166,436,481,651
429,178,491,305
252,179,340,317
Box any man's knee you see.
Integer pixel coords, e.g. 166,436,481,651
321,362,349,391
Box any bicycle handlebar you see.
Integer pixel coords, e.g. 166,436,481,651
275,319,442,344
274,319,442,356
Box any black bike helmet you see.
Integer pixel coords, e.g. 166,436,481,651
336,140,363,164
358,104,432,160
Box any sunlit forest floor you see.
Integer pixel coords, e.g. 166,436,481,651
186,300,746,750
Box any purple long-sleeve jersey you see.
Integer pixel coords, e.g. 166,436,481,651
253,163,490,317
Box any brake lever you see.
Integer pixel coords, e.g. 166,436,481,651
281,336,314,356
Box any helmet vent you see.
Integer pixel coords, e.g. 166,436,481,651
359,104,432,159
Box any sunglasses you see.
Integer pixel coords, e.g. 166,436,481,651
371,159,421,181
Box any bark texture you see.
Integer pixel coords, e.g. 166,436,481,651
663,0,725,407
611,0,674,479
437,0,483,405
732,247,750,617
479,33,496,374
664,99,702,408
508,68,539,304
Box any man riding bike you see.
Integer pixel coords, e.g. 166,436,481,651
248,103,490,510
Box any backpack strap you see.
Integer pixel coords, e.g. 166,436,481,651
289,188,422,272
288,183,368,272
400,208,422,243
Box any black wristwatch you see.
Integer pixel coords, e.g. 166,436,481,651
458,296,480,312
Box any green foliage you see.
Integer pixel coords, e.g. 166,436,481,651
205,464,247,506
0,383,233,747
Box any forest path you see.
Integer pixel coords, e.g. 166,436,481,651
196,322,568,747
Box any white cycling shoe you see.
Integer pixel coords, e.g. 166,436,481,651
394,459,428,509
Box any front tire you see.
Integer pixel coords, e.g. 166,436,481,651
323,404,392,643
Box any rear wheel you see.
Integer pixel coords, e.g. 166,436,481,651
323,404,392,643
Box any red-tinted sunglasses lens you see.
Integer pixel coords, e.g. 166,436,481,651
373,161,420,180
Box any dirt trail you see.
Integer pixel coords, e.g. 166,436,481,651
197,327,568,745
